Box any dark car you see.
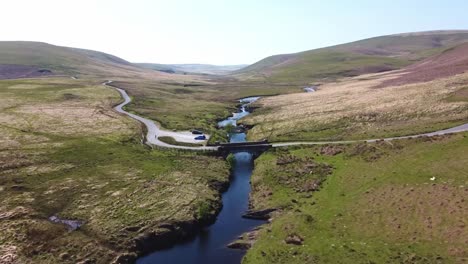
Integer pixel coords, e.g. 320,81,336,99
191,129,203,135
194,135,206,140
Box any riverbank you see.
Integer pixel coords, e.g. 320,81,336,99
243,133,468,263
136,92,265,264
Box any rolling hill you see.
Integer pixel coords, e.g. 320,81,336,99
0,41,155,79
243,37,468,142
236,30,468,82
377,41,468,87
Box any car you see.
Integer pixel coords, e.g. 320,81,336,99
191,129,203,135
194,135,206,140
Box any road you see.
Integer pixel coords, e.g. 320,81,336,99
106,81,468,150
272,123,468,147
107,81,218,151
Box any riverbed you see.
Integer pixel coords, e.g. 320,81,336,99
137,97,264,263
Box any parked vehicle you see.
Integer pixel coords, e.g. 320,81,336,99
194,135,206,140
191,129,203,135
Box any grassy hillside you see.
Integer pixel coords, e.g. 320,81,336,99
237,30,468,83
243,134,467,263
244,70,468,142
0,41,156,78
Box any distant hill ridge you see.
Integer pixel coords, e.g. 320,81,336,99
236,30,468,82
136,63,247,75
1,30,468,80
0,41,149,79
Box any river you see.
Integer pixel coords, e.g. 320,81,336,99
137,97,264,264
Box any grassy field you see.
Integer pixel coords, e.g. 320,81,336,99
243,133,468,263
244,72,468,142
0,78,229,263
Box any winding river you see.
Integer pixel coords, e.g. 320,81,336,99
137,97,265,264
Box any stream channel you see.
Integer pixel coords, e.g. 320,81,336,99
137,97,264,264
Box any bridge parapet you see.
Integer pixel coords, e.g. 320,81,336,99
217,140,272,155
216,139,269,147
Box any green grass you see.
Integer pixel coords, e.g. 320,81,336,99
267,51,409,82
243,134,468,263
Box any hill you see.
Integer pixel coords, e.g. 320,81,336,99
377,42,468,87
244,40,468,142
237,30,468,83
137,63,247,75
0,41,156,79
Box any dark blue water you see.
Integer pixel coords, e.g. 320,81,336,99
137,98,263,264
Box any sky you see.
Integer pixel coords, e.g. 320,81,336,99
1,0,468,65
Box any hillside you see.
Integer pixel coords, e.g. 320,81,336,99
378,42,468,87
237,30,468,82
244,40,468,142
0,41,156,79
137,63,247,75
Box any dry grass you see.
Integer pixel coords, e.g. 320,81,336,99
0,78,138,148
245,71,468,141
0,77,230,263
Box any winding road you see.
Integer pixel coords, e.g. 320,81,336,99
108,81,217,151
106,81,468,150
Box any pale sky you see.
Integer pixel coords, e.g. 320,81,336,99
1,0,468,65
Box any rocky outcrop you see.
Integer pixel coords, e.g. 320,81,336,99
242,208,276,220
319,145,343,156
227,228,261,250
284,234,304,245
227,241,251,250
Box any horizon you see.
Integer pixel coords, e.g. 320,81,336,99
2,0,468,65
6,28,468,66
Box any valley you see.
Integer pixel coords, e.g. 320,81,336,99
1,29,468,264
